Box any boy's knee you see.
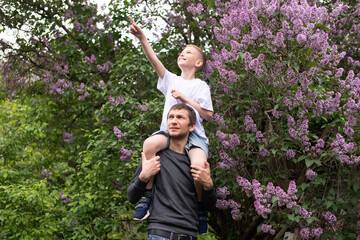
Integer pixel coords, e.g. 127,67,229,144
143,134,168,153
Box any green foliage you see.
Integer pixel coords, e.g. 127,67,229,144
1,0,360,239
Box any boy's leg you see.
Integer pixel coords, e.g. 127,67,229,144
143,134,168,189
188,147,208,235
133,133,168,221
188,147,207,202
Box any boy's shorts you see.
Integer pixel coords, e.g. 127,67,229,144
152,130,209,157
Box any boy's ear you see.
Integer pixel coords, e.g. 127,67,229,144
195,59,203,68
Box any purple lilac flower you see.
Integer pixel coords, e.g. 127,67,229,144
108,96,115,104
231,208,241,221
60,190,71,203
216,131,227,140
138,103,150,111
299,207,312,218
261,224,275,235
228,199,241,209
273,32,286,48
229,134,240,148
70,222,76,227
305,169,318,180
236,176,252,197
218,150,239,168
211,113,226,129
63,132,74,143
286,149,296,159
259,148,270,157
254,200,272,218
311,228,323,238
113,126,126,140
272,110,282,119
120,148,132,162
323,211,337,225
244,115,257,132
216,199,229,209
217,186,230,198
112,181,122,191
300,228,310,239
41,169,53,177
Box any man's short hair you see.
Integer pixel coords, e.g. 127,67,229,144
186,44,206,73
168,103,196,126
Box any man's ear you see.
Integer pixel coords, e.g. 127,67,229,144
189,124,195,132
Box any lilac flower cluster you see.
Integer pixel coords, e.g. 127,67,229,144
49,78,72,95
236,176,300,219
113,126,126,140
60,190,71,204
217,150,241,168
120,148,132,162
76,82,90,100
108,95,124,105
41,169,53,177
261,224,275,235
63,132,74,143
138,103,150,111
313,91,341,117
216,186,230,198
323,211,337,226
300,227,323,239
305,169,318,181
216,131,240,149
211,113,226,129
97,60,110,72
299,207,312,218
186,3,203,16
286,149,296,160
330,133,360,165
112,181,122,191
244,115,257,132
216,198,242,221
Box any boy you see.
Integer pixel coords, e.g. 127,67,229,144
129,17,213,235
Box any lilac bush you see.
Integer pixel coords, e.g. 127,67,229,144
1,0,359,239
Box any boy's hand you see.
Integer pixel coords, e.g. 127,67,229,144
129,17,145,40
171,89,186,101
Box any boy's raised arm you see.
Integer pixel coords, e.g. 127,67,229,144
129,17,166,79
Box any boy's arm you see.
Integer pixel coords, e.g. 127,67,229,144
129,17,166,79
171,89,213,120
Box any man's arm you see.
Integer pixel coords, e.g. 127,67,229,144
129,17,166,79
127,153,161,203
190,161,217,210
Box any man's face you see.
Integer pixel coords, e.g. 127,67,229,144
167,108,195,140
177,46,202,70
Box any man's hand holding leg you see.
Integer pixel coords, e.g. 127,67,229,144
139,152,161,183
191,161,213,191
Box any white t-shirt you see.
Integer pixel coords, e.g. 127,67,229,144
157,70,213,144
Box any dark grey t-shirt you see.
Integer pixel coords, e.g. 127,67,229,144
127,148,216,237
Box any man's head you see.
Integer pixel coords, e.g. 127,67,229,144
177,45,206,73
167,103,196,139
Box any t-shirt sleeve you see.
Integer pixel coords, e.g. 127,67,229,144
196,82,213,112
157,69,176,95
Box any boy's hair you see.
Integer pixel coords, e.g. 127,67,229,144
168,103,196,126
186,44,206,73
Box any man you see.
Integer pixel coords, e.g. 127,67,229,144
127,103,217,240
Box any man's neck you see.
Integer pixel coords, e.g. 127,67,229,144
169,138,188,154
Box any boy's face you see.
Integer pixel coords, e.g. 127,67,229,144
177,46,203,71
